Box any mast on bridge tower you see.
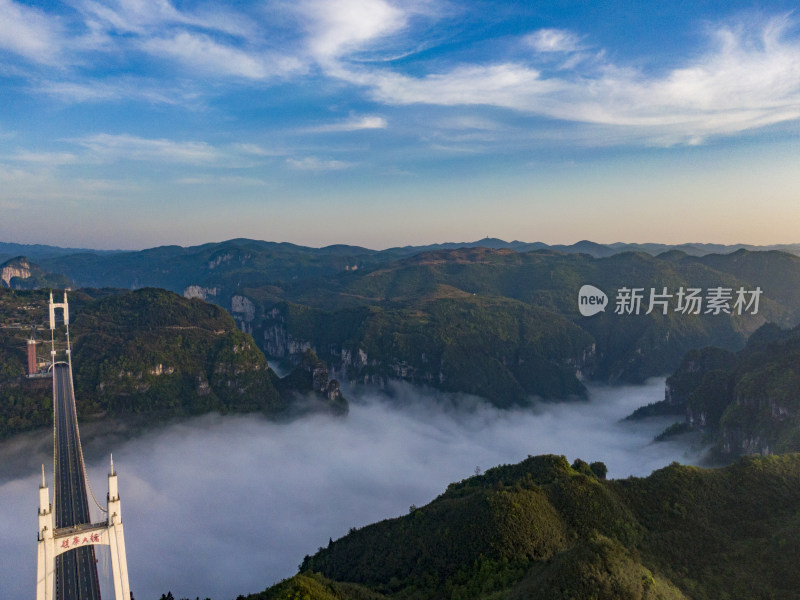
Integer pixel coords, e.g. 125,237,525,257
48,291,69,330
37,292,132,600
48,291,71,367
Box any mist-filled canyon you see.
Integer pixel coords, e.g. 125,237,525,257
0,378,701,600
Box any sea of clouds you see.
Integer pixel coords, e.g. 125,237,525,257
0,378,703,600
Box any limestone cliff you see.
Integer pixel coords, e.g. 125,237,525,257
0,257,31,287
659,322,800,458
0,256,72,290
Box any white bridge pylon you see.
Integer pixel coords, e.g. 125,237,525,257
48,292,69,330
37,292,132,600
48,291,71,366
37,458,132,600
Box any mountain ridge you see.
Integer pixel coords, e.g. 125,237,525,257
5,237,800,268
239,453,800,600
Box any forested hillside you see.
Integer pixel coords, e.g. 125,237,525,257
8,239,800,410
0,288,343,438
242,453,800,600
236,247,795,403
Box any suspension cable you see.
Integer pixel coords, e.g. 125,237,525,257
68,368,108,514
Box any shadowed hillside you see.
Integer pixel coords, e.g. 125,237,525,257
647,321,800,458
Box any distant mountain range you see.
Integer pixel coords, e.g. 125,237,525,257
4,237,800,265
0,242,123,262
5,239,800,408
389,238,800,259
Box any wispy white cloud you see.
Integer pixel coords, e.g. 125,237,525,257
229,143,283,157
286,156,353,170
176,175,269,186
306,115,388,132
296,0,408,64
435,115,504,131
72,0,308,81
526,28,583,53
6,151,79,165
0,0,63,64
7,0,306,85
74,133,221,164
0,163,35,184
76,0,254,37
66,133,283,168
326,15,800,145
77,0,181,34
0,162,136,203
140,32,305,80
35,78,187,104
362,63,562,107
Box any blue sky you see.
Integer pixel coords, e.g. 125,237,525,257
1,0,799,250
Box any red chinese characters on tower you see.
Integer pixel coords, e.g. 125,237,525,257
58,530,102,550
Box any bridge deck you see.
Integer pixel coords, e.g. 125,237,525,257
53,362,102,600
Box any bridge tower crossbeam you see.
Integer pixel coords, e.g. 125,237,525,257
37,459,132,600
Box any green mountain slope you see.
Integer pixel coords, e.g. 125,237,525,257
242,453,800,600
0,288,344,438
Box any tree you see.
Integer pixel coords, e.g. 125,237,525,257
590,461,608,479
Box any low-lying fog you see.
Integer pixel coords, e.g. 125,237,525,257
0,378,702,600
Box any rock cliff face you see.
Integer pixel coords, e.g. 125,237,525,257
183,285,218,301
660,323,800,458
257,301,595,406
231,294,256,333
274,349,348,415
260,306,314,361
0,257,32,287
0,256,72,290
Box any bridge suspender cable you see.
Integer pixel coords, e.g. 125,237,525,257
67,364,108,514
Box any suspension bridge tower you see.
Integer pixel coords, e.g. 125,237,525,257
36,292,132,600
